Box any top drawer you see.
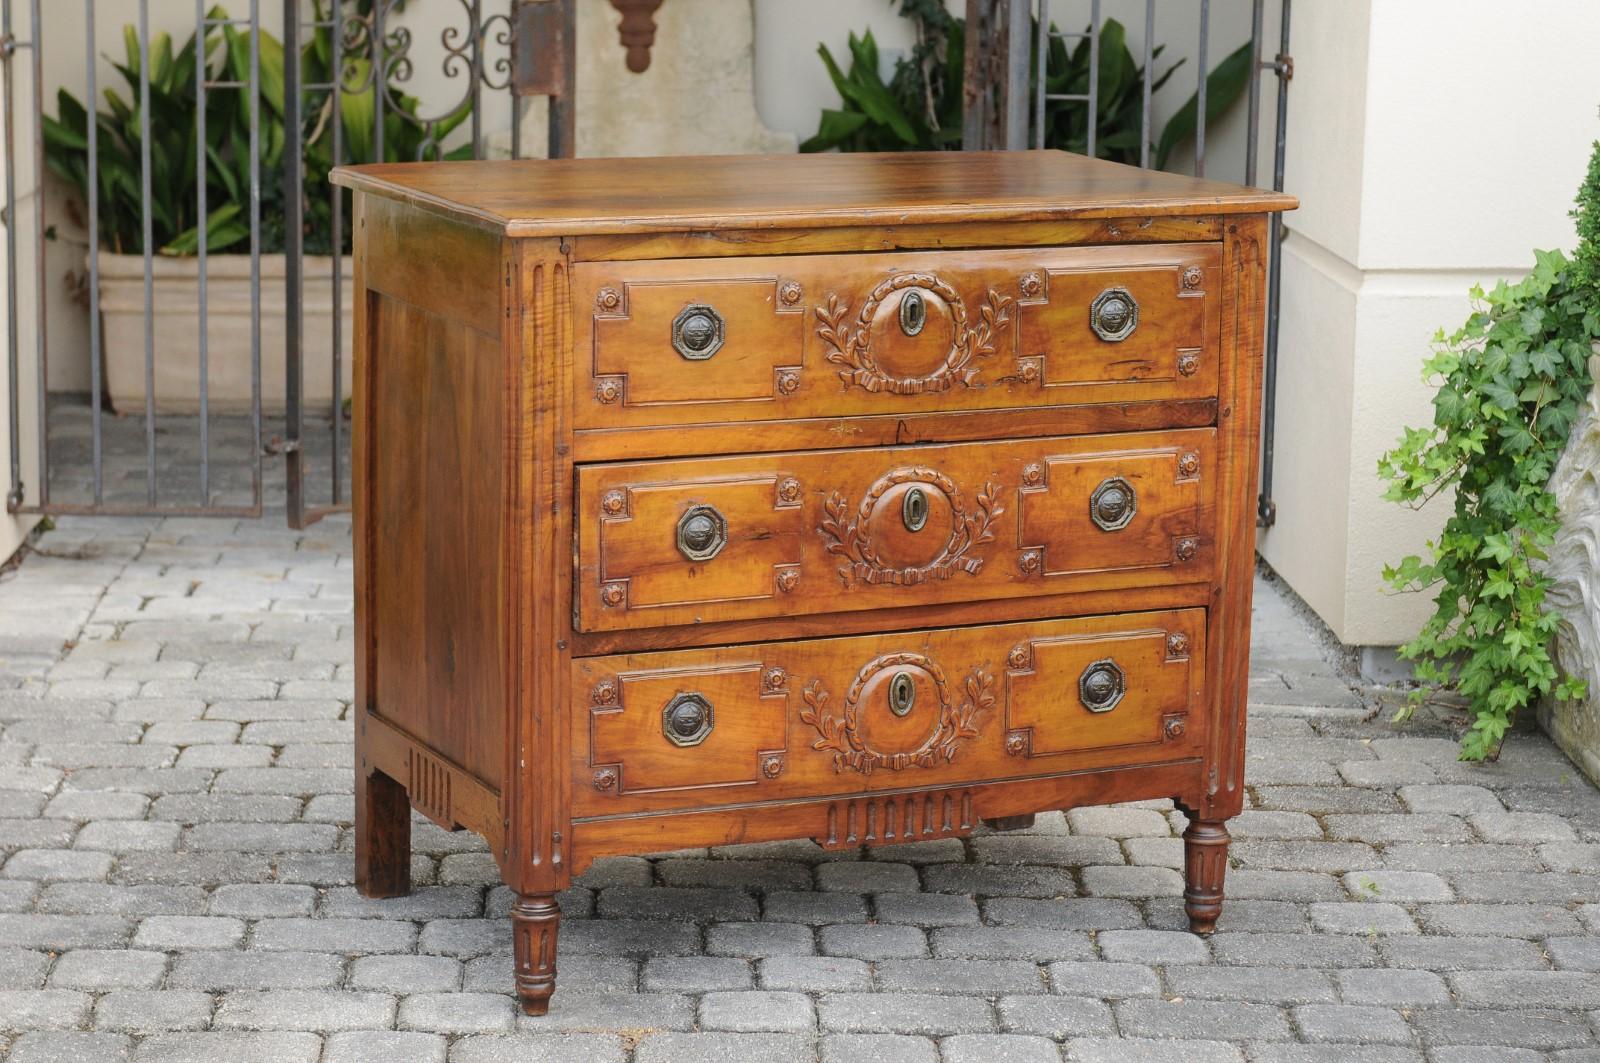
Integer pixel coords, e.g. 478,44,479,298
575,244,1221,430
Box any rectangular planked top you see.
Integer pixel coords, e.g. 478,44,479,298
330,150,1297,238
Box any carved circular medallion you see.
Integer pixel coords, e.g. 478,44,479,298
1018,549,1042,574
814,273,1015,395
595,377,623,404
1175,537,1198,562
1178,452,1200,477
592,767,618,791
776,568,801,593
779,280,803,306
777,477,802,504
592,678,618,705
762,667,787,694
1007,643,1031,670
819,467,1002,586
1166,632,1190,658
1021,463,1044,487
1177,351,1199,377
601,490,626,515
1182,265,1204,290
776,369,802,395
1005,732,1028,756
761,754,785,779
1165,717,1187,740
1019,271,1044,298
600,583,625,608
596,287,622,311
799,653,993,775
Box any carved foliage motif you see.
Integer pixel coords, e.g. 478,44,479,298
819,468,1002,586
799,657,993,775
814,273,1015,395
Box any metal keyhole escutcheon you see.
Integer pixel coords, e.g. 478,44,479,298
888,671,916,717
676,504,728,562
899,289,927,336
902,487,929,532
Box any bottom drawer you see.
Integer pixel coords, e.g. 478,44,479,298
573,608,1207,817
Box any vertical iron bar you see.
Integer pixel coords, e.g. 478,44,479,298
546,0,574,158
1245,0,1263,186
85,0,102,504
1001,0,1027,149
284,0,305,525
195,0,209,504
1194,0,1208,177
248,0,261,510
28,0,43,506
468,0,481,157
1085,0,1099,158
1032,0,1048,149
330,0,343,504
372,0,384,161
1140,0,1153,168
140,0,156,505
3,0,22,507
1258,0,1291,527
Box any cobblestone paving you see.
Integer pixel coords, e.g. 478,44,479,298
1,514,1598,1061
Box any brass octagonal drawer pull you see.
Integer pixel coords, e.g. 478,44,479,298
672,304,725,360
1078,658,1126,713
676,504,728,563
1089,477,1137,531
1090,287,1139,342
662,692,714,746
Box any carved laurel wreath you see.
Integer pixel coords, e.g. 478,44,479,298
814,273,1016,395
819,467,1003,586
799,656,994,775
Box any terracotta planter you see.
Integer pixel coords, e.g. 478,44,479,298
97,251,353,415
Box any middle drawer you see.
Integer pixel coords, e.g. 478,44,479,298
576,429,1215,632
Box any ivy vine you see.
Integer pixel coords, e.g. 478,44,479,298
1379,141,1600,759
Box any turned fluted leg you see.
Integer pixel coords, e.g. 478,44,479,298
512,894,561,1015
355,766,411,899
1183,818,1231,934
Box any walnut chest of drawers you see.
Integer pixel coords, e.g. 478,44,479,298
331,151,1296,1014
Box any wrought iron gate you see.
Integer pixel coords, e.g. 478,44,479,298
1,0,570,524
2,0,1286,527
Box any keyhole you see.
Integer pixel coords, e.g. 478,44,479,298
899,289,927,336
888,672,916,717
902,487,929,532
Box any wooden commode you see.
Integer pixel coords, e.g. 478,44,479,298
331,151,1296,1014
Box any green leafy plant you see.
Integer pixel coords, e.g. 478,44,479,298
1379,146,1600,759
802,8,1250,168
42,2,470,257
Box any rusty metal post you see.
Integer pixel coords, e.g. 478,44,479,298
511,0,576,158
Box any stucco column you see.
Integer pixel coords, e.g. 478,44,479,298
1258,0,1600,654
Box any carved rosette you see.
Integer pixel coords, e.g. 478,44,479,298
1175,537,1198,563
1004,731,1029,757
761,754,785,779
1018,549,1042,575
1178,452,1200,478
596,376,624,404
819,467,1002,586
1166,632,1190,659
1182,265,1204,290
775,369,802,395
1164,716,1187,741
1177,352,1199,377
1015,356,1043,384
776,478,803,506
778,280,804,306
762,667,788,695
595,287,623,312
814,273,1015,394
799,655,993,775
599,582,626,608
775,567,801,594
1018,271,1044,299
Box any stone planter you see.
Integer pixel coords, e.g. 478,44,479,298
1540,342,1600,784
98,251,353,415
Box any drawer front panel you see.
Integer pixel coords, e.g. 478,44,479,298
573,609,1207,816
575,244,1221,429
575,430,1215,632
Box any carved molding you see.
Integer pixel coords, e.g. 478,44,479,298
814,273,1015,395
819,467,1002,586
799,657,993,775
816,787,976,850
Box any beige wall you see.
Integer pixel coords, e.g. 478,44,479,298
1258,0,1600,646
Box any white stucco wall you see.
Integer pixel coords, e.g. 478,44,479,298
0,33,44,554
1258,0,1600,646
